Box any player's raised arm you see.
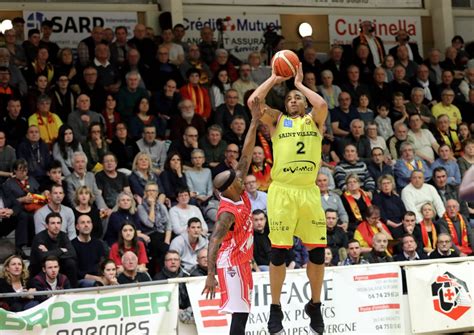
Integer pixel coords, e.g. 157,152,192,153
203,211,235,299
294,62,328,132
236,97,263,178
460,165,474,201
247,70,288,127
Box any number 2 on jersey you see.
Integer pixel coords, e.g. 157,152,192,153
296,141,306,154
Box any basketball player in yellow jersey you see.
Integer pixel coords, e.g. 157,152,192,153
248,63,328,335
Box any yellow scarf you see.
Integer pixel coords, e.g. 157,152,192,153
185,84,205,118
420,220,437,250
344,190,372,222
444,213,472,255
439,129,461,154
404,159,423,171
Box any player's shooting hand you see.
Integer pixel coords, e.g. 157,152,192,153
271,68,291,84
203,274,219,299
294,62,304,86
250,97,264,121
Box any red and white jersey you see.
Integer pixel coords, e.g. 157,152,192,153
216,192,254,268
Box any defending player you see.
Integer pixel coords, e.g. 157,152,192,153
248,63,328,335
202,97,262,335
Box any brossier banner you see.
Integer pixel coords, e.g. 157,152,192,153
405,261,474,334
328,15,423,56
183,13,281,60
0,283,179,335
187,264,404,334
23,11,138,49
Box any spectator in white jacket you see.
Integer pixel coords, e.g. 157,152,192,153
401,170,445,223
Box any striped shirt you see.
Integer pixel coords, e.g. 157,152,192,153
334,160,376,191
216,192,253,268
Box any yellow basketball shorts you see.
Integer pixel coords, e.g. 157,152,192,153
267,181,327,248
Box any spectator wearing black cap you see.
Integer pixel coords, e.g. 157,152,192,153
22,29,41,64
40,20,60,64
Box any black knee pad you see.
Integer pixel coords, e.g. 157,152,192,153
308,248,325,265
271,248,288,266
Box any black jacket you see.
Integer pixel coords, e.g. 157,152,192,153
29,230,76,276
389,43,423,65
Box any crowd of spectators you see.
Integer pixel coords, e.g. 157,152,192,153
0,17,473,323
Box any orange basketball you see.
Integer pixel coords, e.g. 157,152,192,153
271,50,300,77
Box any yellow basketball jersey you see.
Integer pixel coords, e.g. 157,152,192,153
271,114,322,186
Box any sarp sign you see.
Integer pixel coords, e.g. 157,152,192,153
328,15,423,55
23,11,138,49
183,13,281,60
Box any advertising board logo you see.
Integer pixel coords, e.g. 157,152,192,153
282,160,316,174
198,289,229,328
431,271,472,320
26,12,45,30
220,16,236,31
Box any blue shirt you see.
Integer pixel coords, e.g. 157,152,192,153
430,159,461,186
246,191,267,213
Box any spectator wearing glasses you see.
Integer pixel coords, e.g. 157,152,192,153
212,143,239,178
429,233,459,259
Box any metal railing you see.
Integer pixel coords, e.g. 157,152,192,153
0,256,472,299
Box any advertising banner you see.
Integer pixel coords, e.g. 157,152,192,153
405,261,474,334
187,265,404,334
183,13,281,60
328,15,423,55
184,0,423,8
23,11,138,49
0,283,179,335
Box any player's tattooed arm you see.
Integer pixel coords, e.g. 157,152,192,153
237,97,262,178
203,211,235,299
207,211,235,274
